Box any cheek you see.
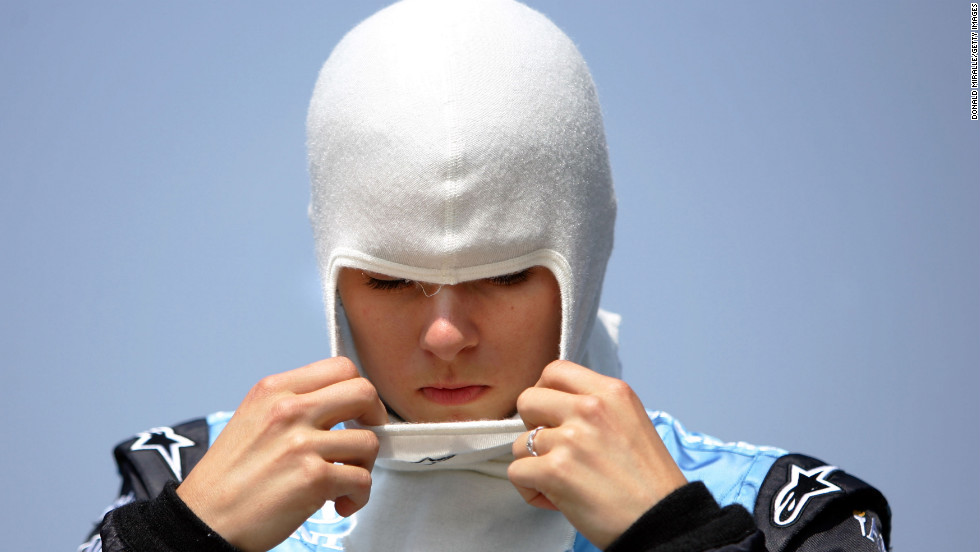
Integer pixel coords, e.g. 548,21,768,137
504,285,562,362
348,302,403,358
536,280,563,357
349,303,377,328
347,308,404,393
342,295,391,365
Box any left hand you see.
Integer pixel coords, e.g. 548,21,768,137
508,360,688,549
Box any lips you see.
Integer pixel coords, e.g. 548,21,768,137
420,385,489,405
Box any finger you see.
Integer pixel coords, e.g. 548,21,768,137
317,428,381,471
334,495,362,518
534,360,610,395
511,483,559,511
512,426,553,460
507,458,558,511
303,377,388,428
527,492,558,511
259,357,360,396
320,463,373,516
515,386,578,429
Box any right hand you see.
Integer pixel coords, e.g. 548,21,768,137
176,357,387,552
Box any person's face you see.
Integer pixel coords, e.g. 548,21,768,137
336,266,562,422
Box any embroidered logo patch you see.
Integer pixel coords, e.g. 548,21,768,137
852,511,887,551
130,426,196,480
772,464,841,526
78,534,102,552
290,507,356,550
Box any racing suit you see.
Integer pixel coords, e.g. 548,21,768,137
78,411,890,552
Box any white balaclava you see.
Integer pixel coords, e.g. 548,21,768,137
305,1,618,550
308,0,616,373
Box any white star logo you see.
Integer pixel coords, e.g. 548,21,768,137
773,464,841,526
130,426,196,480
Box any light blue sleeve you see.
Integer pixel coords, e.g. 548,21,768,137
206,410,234,446
650,411,786,513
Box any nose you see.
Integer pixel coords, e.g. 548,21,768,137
418,286,478,361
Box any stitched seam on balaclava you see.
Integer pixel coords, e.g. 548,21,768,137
443,16,460,278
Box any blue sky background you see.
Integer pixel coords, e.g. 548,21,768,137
1,1,977,550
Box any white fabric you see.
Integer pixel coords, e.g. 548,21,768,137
305,0,619,550
307,0,617,369
347,418,525,478
342,468,577,552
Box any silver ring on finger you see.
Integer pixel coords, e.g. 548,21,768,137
526,426,546,457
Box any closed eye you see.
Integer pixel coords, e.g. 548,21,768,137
363,274,415,291
486,269,531,286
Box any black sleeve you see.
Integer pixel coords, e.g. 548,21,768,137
605,452,891,552
753,454,891,552
606,481,766,552
100,481,242,552
78,418,212,552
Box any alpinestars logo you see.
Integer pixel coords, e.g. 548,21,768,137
412,454,456,465
130,426,196,480
773,464,841,526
